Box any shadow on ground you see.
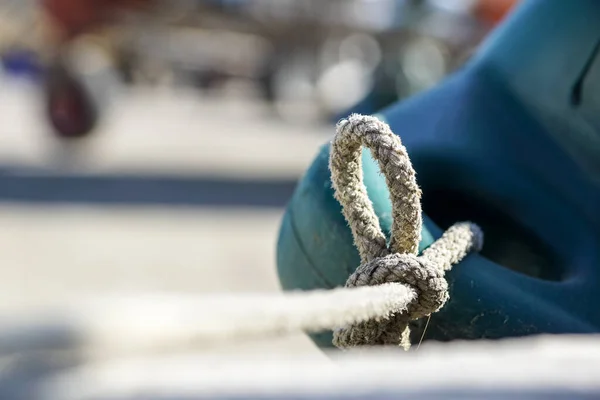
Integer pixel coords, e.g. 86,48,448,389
0,166,298,208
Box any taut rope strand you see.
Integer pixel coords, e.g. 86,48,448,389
330,114,483,350
0,285,416,359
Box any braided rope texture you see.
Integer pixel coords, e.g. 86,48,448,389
329,114,483,350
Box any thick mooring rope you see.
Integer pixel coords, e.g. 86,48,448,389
0,115,482,359
330,114,483,350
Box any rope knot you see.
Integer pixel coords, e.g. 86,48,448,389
329,114,483,350
346,253,448,321
333,253,449,350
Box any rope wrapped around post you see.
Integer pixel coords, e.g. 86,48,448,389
329,114,484,350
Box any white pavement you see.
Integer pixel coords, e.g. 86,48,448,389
0,78,332,178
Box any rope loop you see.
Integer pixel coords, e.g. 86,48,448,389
329,114,483,350
330,114,422,261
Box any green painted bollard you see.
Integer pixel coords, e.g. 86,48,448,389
276,0,600,348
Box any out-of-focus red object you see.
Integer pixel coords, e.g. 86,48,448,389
42,0,149,40
474,0,520,25
45,62,98,139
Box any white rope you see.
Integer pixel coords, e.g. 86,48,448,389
0,284,415,359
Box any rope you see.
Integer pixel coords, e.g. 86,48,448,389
329,114,483,350
0,114,482,359
0,285,417,359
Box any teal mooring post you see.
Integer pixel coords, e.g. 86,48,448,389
276,0,600,348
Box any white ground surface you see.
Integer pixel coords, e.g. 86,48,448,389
0,78,332,177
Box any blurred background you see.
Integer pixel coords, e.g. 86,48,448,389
0,0,517,354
